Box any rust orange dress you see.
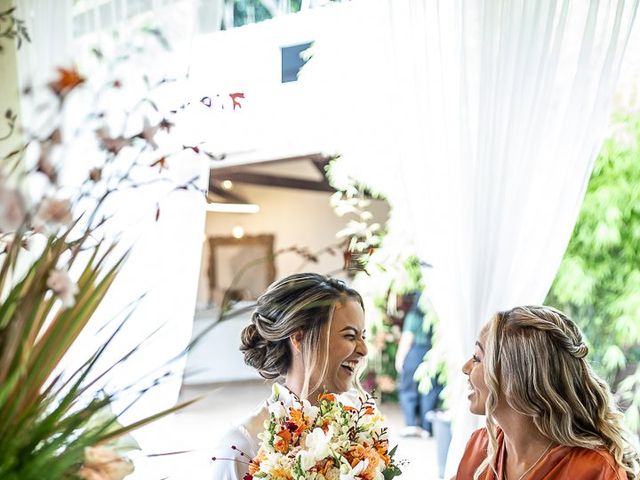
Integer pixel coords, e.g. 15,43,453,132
455,428,627,480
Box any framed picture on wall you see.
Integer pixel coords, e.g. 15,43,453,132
207,234,276,307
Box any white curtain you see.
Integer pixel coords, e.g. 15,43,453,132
14,0,74,89
14,0,207,444
301,0,638,476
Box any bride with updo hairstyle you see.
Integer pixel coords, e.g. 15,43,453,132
211,273,369,480
456,305,640,480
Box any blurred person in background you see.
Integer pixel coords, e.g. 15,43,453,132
395,292,442,438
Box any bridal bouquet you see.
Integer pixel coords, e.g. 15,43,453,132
245,392,402,480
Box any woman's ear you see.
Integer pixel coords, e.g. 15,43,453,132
290,329,304,354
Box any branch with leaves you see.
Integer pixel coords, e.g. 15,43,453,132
0,107,17,141
0,6,29,53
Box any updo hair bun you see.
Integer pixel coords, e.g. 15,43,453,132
238,273,363,380
239,312,290,379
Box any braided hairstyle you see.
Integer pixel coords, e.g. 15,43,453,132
476,305,640,480
240,273,363,397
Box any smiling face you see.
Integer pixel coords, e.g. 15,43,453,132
313,299,368,395
462,329,489,415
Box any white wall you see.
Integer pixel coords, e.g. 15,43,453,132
185,3,352,164
196,183,389,306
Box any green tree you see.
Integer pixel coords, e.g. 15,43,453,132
546,112,640,432
221,0,345,29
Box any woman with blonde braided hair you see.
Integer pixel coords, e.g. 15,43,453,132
455,305,639,480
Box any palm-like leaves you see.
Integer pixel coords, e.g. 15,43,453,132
0,224,197,479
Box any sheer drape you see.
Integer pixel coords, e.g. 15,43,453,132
302,0,638,475
14,0,73,89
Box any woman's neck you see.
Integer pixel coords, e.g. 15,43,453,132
283,374,321,406
495,407,554,465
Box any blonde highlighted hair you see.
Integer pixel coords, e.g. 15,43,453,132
240,273,365,400
475,305,639,480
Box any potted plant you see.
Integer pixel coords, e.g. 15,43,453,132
0,15,211,478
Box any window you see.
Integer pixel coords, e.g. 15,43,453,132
281,42,313,83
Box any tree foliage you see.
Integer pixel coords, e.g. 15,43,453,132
546,112,640,431
221,0,345,29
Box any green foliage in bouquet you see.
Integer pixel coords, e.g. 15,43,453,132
546,111,640,433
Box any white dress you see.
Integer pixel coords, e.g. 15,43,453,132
210,383,361,480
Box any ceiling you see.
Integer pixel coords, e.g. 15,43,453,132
208,153,335,204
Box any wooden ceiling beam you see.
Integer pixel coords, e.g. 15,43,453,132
309,157,334,190
211,153,329,178
208,182,250,203
211,153,328,172
219,171,336,192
